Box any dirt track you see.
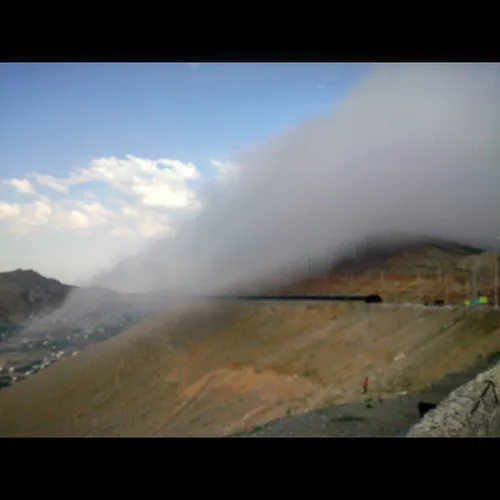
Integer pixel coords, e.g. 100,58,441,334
0,300,499,437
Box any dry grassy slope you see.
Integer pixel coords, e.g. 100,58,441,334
0,299,499,437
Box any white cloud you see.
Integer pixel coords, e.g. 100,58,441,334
81,63,500,297
0,154,215,281
133,184,195,208
0,154,207,250
0,197,110,233
210,159,240,182
2,178,36,195
28,154,202,211
0,202,20,219
74,201,116,227
31,174,69,193
61,210,91,229
317,84,327,91
118,204,173,238
16,199,52,227
111,227,136,238
0,197,172,238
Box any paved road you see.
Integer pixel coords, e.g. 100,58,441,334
216,294,497,313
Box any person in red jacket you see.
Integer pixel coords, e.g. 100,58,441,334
362,376,368,394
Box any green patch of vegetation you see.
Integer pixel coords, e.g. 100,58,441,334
248,424,265,434
486,350,500,363
230,423,266,437
0,322,23,335
332,414,365,422
229,430,245,437
401,376,413,391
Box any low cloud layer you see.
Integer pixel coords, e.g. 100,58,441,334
80,63,500,297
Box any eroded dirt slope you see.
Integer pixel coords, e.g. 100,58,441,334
0,299,499,437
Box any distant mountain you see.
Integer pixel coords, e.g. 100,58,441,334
330,236,485,276
274,236,495,303
0,237,492,322
0,269,75,322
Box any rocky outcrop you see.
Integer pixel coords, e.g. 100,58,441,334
407,362,500,437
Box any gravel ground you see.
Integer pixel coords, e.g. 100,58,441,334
235,354,500,437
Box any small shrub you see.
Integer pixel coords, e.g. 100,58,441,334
486,350,500,363
332,414,365,422
249,425,264,434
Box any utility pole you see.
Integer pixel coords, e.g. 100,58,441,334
437,262,443,300
367,302,372,331
394,291,401,329
495,252,498,309
471,257,478,299
416,271,421,303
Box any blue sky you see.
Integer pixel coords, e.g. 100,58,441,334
0,62,370,283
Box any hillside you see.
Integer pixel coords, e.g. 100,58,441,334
0,300,499,437
0,269,158,324
0,273,171,389
282,239,499,306
0,269,74,322
0,240,499,437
